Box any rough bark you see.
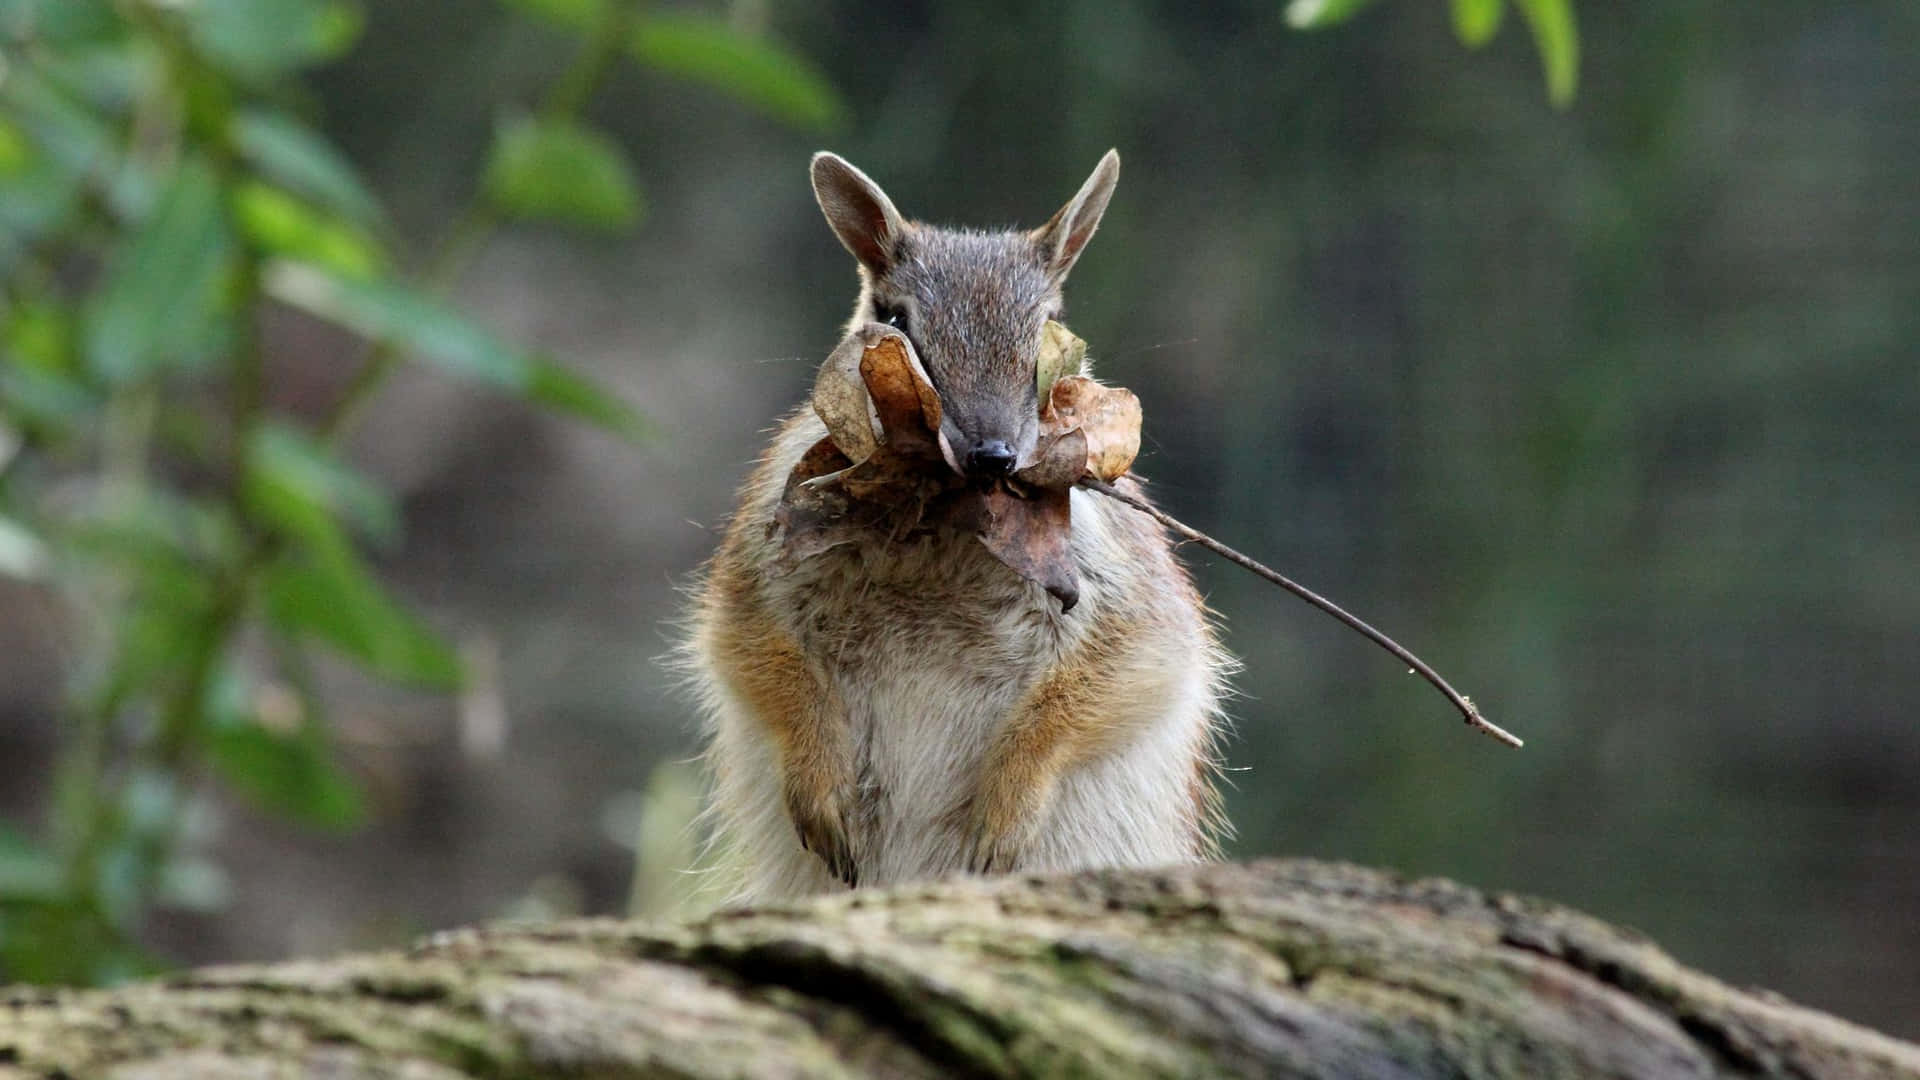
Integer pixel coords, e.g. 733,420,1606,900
2,859,1915,1079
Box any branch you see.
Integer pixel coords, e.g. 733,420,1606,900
1,860,1913,1078
1079,477,1524,749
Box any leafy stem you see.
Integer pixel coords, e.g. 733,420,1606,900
47,0,646,970
324,0,641,442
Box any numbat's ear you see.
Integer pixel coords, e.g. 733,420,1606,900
811,152,908,278
1033,149,1120,283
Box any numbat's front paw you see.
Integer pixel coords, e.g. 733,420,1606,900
963,796,1043,876
787,784,859,887
964,829,1017,876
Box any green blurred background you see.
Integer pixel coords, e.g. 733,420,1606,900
2,0,1916,1041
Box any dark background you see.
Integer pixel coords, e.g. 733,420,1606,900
4,0,1916,1038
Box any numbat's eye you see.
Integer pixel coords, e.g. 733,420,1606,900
874,302,909,331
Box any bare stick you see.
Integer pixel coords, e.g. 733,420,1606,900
1078,477,1523,749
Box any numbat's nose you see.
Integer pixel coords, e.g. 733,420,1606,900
964,440,1018,478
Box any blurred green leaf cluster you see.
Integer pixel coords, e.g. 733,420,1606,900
0,0,839,985
504,0,843,131
1287,0,1580,106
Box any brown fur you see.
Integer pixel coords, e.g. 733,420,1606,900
701,555,860,883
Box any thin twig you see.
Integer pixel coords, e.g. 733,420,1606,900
1078,477,1523,749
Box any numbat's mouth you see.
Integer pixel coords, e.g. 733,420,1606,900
770,321,1142,613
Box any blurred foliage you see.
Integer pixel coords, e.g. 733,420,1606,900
1288,0,1580,105
0,0,839,985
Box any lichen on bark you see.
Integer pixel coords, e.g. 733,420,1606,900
2,860,1916,1079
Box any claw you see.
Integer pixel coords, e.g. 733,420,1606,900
962,782,1052,877
964,814,1018,877
788,786,860,888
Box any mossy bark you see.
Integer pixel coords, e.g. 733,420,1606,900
2,859,1915,1078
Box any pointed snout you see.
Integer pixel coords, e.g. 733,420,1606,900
963,439,1018,479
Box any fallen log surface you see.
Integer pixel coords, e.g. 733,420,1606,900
3,859,1915,1078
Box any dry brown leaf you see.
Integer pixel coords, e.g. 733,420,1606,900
811,336,879,463
858,330,942,454
1018,428,1089,490
1044,375,1141,483
976,485,1079,611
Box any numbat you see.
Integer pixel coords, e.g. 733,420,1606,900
685,150,1232,900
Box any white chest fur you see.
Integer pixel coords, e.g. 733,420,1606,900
768,529,1070,883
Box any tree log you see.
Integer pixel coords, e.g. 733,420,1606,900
2,859,1915,1078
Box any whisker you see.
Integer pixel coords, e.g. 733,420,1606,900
1102,336,1203,362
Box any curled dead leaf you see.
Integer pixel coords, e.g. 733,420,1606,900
857,327,942,454
1018,428,1089,490
811,323,945,464
1045,375,1142,483
812,336,880,462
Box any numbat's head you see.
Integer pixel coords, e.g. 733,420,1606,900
810,150,1120,480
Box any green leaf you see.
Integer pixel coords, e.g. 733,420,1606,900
263,545,463,689
498,0,604,31
185,0,363,82
0,64,116,180
0,367,94,426
1513,0,1579,107
59,491,240,573
0,170,77,280
205,668,367,830
121,568,223,691
0,0,122,43
57,494,239,689
245,422,399,544
0,117,30,177
0,827,61,901
528,360,651,440
263,261,646,438
483,113,642,230
254,482,457,689
1283,0,1380,29
265,262,520,384
0,301,94,424
0,58,125,273
38,40,150,115
85,155,234,383
232,181,385,278
232,109,382,225
630,14,845,132
0,155,79,276
4,298,76,374
1451,0,1505,47
206,722,368,830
